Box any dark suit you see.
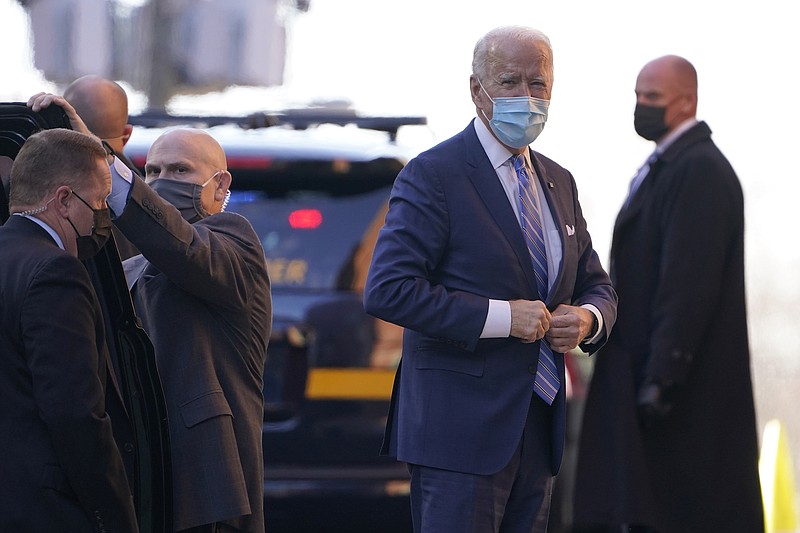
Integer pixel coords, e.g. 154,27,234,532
0,216,138,533
364,120,616,523
114,178,272,532
574,121,764,532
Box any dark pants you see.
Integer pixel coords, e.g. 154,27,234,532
409,395,554,533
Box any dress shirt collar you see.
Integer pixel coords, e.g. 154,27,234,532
473,117,530,170
656,117,698,154
13,213,65,249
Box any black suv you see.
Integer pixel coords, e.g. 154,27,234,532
124,110,427,532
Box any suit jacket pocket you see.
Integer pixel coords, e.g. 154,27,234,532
41,463,76,499
414,340,485,377
180,390,233,428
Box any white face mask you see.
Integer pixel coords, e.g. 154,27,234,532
479,79,550,149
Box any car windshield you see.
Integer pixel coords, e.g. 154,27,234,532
227,185,390,292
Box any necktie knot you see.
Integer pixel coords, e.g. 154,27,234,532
512,154,526,176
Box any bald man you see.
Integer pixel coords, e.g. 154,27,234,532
573,55,763,533
63,75,140,259
109,128,272,533
28,88,273,531
64,75,133,156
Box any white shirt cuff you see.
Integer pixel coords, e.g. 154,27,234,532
108,156,133,218
481,299,511,338
581,303,603,344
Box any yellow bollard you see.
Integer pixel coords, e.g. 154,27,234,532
760,419,799,532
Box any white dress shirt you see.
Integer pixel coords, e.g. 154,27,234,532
472,118,602,343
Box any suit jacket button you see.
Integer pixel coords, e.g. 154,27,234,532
528,364,537,375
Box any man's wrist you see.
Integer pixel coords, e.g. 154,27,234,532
587,311,599,338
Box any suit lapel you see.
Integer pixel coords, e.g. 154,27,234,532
461,126,541,296
530,150,565,304
615,121,713,233
615,159,660,230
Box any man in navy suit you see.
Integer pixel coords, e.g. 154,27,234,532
0,128,138,532
364,26,617,532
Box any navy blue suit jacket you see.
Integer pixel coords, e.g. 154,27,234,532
364,120,616,476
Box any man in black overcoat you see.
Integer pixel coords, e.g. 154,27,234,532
573,55,764,533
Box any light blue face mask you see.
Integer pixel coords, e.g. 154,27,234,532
479,79,550,149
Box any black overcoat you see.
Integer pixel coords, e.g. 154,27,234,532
574,121,764,533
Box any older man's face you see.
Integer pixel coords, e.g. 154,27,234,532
472,36,554,122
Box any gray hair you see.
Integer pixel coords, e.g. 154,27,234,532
472,26,553,80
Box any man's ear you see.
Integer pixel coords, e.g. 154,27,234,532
53,186,73,218
121,124,134,147
469,74,483,108
215,170,232,201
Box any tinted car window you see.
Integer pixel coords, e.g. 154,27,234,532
229,186,390,291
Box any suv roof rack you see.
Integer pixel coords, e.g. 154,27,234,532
128,110,427,141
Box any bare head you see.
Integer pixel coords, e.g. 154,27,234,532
10,128,111,257
634,55,698,141
469,26,554,153
64,75,133,154
144,128,231,217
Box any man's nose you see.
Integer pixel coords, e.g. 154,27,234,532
515,82,534,98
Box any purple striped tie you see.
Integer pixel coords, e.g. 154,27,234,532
513,154,560,404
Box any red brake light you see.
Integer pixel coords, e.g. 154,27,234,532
288,209,322,229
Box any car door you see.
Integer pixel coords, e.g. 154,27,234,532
0,102,172,533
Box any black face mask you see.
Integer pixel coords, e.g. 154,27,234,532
634,103,669,141
149,177,212,224
67,191,113,260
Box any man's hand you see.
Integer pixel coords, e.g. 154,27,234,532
510,299,552,343
544,304,594,353
27,92,91,136
636,380,673,429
